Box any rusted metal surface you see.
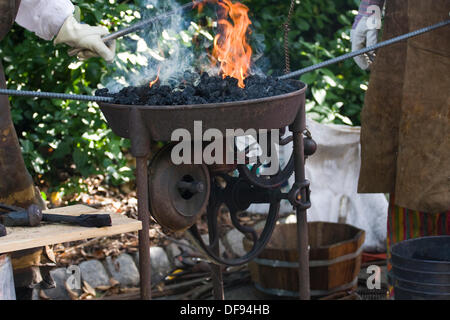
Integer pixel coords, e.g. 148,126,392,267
188,174,281,266
148,144,210,232
98,81,306,141
291,105,312,300
136,156,152,300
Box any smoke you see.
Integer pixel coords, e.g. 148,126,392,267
102,0,270,92
104,0,196,91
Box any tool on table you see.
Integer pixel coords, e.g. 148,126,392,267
0,224,6,237
0,203,112,228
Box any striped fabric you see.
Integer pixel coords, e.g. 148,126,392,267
386,195,450,298
353,0,385,29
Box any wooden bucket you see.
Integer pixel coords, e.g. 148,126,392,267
244,222,365,298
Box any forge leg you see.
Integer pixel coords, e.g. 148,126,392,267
210,262,224,300
129,109,152,300
290,110,311,300
136,156,152,300
209,233,224,299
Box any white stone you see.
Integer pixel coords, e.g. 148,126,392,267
150,246,172,283
79,259,111,289
105,253,140,287
224,228,247,257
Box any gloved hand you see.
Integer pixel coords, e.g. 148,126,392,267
54,15,116,62
351,1,384,70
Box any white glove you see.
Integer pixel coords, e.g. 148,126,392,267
54,15,116,62
350,16,379,70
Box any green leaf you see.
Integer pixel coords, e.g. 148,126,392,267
312,88,326,105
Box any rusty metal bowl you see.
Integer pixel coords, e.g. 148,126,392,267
98,80,306,141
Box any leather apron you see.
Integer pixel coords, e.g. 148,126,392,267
0,0,39,209
358,0,450,213
1,0,54,295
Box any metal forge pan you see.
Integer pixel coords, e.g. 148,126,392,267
98,80,306,141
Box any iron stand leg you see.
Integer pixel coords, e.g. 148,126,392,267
136,156,152,300
210,262,224,300
209,234,224,299
129,109,152,300
290,110,311,300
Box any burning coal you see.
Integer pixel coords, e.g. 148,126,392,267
96,73,301,106
98,0,299,106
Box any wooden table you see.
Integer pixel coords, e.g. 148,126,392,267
0,204,142,299
0,204,142,254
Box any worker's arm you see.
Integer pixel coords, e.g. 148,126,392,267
351,0,385,70
15,0,115,62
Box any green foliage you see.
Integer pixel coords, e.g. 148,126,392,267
180,0,369,125
240,0,369,125
1,0,140,191
1,0,369,192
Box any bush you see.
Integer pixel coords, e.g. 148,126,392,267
239,0,369,125
2,0,141,193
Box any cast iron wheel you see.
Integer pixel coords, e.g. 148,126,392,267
148,144,211,232
186,173,281,266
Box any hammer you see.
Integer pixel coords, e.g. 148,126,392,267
0,203,112,228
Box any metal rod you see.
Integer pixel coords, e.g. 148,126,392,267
208,201,224,300
278,19,450,80
210,261,224,300
291,107,310,300
0,88,113,102
136,156,152,300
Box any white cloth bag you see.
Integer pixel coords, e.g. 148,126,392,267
248,118,388,252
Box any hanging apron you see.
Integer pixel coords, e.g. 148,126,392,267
1,0,55,297
0,0,38,208
358,0,450,213
0,0,20,40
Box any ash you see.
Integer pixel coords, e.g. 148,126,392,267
96,73,301,106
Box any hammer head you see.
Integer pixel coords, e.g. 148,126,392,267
27,205,43,227
0,224,6,237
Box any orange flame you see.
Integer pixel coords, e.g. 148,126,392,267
149,66,161,88
212,0,252,88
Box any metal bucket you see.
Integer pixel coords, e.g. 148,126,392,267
391,236,450,300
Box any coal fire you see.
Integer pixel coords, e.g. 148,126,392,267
97,0,299,106
96,73,301,106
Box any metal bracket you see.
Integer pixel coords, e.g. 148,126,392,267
287,180,311,210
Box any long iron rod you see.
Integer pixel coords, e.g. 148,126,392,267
278,19,450,80
0,88,113,102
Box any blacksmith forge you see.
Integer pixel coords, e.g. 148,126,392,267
98,79,316,300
